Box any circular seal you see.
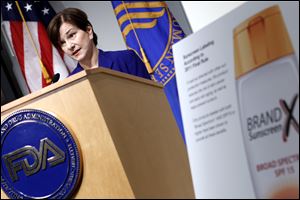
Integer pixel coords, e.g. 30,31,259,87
1,109,82,199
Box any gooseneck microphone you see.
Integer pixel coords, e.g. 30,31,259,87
51,73,60,84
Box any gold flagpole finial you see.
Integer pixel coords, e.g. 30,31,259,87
15,1,52,84
140,48,153,75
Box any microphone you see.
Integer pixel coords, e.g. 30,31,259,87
51,73,60,84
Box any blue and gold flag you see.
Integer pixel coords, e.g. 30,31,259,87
111,1,186,141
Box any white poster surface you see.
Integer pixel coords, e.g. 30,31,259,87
174,1,299,198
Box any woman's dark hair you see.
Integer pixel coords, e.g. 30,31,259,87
47,8,98,49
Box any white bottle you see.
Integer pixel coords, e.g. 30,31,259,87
234,5,299,199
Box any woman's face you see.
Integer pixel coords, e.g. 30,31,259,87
59,22,94,62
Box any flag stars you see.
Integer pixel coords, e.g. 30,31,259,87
42,7,49,15
5,2,12,11
24,3,32,12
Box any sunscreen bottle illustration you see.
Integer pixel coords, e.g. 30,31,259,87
234,5,299,199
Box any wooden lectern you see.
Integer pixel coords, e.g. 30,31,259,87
1,68,194,199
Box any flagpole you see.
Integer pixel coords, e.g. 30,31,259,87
121,1,154,75
15,1,52,84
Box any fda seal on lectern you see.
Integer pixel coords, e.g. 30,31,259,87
1,109,82,199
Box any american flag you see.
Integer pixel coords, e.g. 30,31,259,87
1,1,76,93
